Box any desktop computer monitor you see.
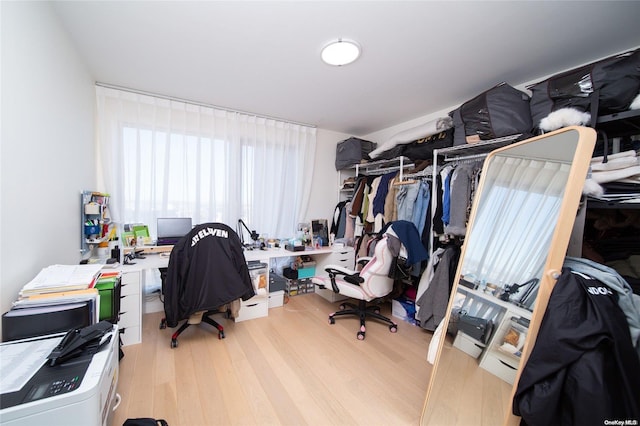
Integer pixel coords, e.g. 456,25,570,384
157,217,192,246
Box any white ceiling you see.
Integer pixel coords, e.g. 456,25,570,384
51,1,640,136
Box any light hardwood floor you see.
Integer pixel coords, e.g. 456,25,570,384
112,294,434,426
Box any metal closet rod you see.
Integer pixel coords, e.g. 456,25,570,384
95,82,316,128
444,152,489,162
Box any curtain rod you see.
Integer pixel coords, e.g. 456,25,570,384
95,82,316,129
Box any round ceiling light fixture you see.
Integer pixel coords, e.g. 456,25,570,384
321,39,361,66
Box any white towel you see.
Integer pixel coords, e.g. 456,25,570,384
590,156,639,172
591,165,640,184
591,149,637,164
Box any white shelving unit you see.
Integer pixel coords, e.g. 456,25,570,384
454,284,532,385
81,190,112,257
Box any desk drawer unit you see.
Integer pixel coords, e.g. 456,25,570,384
479,352,519,384
235,295,268,322
118,271,142,346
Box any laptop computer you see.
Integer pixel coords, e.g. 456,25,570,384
156,218,192,246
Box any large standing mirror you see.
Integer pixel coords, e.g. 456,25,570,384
421,126,596,425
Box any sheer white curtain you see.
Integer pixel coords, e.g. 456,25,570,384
461,155,571,288
96,86,316,239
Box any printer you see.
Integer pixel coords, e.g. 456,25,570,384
0,323,119,426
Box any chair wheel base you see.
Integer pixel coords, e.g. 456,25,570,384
329,299,398,339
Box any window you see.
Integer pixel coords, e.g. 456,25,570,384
97,86,316,240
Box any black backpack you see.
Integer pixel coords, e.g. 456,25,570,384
123,419,168,426
529,48,640,130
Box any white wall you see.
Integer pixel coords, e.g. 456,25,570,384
303,128,350,224
0,2,95,331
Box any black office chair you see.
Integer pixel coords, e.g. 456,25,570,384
159,222,255,348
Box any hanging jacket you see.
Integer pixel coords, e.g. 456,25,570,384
164,222,255,328
513,268,640,426
416,245,460,331
330,200,348,237
564,256,640,358
380,220,429,265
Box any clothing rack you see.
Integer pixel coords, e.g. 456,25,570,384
444,153,488,163
435,134,521,162
354,156,415,181
398,166,435,184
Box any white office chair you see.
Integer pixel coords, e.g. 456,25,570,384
313,232,399,340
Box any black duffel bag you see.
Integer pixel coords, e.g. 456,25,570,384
401,128,454,161
451,82,532,146
529,48,640,131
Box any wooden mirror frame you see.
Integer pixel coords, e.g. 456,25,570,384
420,126,597,425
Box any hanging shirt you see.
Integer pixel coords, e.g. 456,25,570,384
440,166,453,226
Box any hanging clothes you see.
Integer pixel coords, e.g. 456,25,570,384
431,172,445,236
380,220,429,265
415,247,446,313
440,165,454,226
395,181,420,222
342,200,356,245
330,200,348,238
513,267,640,425
349,177,367,218
411,179,430,236
372,171,398,232
372,171,397,216
384,176,399,224
416,244,460,331
444,163,474,236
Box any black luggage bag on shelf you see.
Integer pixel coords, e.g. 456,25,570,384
335,137,377,170
529,48,640,131
451,82,533,146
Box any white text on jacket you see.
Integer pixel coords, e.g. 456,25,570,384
191,227,229,246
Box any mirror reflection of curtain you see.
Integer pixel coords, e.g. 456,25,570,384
95,85,317,238
462,156,571,292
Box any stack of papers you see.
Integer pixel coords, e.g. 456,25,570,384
11,264,107,325
19,264,104,297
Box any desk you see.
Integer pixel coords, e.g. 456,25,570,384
114,246,354,346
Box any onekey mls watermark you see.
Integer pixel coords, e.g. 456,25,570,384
604,420,638,425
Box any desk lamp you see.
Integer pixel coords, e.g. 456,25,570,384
238,219,260,249
499,277,539,306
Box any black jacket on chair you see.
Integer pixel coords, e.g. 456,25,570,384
163,222,255,328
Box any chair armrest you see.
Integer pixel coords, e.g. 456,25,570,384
324,265,363,293
356,256,372,268
324,265,356,276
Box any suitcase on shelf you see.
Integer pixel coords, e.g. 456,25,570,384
335,137,377,170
